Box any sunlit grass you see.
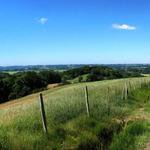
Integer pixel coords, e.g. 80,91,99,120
1,77,150,149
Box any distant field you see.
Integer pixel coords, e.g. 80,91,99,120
1,77,150,149
142,74,150,77
2,71,19,74
1,69,65,75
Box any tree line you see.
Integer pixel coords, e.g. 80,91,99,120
0,71,61,103
62,66,142,82
0,66,142,104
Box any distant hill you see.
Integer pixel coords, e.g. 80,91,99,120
62,65,142,83
0,65,143,104
1,64,150,73
0,65,85,72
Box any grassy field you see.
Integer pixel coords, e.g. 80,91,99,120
1,77,150,149
68,74,89,83
2,71,19,74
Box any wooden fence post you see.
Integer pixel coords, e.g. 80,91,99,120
85,86,90,117
39,93,48,134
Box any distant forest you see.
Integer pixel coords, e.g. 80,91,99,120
0,66,142,103
1,64,150,73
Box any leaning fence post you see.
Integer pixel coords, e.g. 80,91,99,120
39,93,48,134
85,86,90,117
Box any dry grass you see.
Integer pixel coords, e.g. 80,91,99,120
1,77,150,149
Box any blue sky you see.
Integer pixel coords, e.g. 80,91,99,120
0,0,150,66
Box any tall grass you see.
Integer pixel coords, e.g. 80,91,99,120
109,121,150,150
1,77,150,149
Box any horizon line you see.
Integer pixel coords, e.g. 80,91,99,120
1,63,150,67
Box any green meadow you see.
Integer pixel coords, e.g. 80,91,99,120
1,77,150,149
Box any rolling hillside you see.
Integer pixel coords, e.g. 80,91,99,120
1,77,150,149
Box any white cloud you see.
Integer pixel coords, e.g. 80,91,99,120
112,24,136,30
38,17,48,25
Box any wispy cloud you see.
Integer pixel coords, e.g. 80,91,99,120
38,17,48,25
112,24,136,30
